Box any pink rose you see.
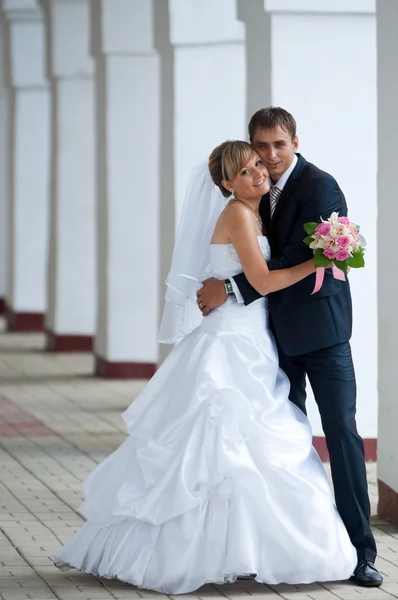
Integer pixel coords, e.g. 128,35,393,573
338,216,350,225
349,224,358,234
323,248,336,260
315,222,331,236
337,235,350,248
335,249,350,262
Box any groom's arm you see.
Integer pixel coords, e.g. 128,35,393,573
232,176,346,305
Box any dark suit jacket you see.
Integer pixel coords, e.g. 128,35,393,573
232,154,353,356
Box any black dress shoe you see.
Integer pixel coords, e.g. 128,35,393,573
351,560,383,587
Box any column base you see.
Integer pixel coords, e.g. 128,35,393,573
95,355,157,379
378,480,398,526
5,302,45,332
46,330,93,352
313,436,377,462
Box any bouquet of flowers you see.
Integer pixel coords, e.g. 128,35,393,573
303,212,366,294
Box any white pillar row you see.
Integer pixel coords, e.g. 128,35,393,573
41,0,95,352
90,0,160,378
1,0,50,331
0,21,8,314
252,0,378,460
376,0,398,525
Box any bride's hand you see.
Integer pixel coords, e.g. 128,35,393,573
197,278,227,316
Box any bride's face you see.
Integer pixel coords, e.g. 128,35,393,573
230,152,269,200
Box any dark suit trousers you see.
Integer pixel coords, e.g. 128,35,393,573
277,340,376,563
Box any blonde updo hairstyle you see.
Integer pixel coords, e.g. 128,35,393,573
208,140,254,198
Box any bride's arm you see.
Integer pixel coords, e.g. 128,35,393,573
228,207,316,296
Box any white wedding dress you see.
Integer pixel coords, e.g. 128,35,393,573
55,236,357,593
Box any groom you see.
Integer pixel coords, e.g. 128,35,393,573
197,107,382,587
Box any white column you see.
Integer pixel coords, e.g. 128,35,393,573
252,0,377,459
376,0,398,525
90,2,246,371
91,0,160,378
155,1,246,364
42,0,95,352
0,22,8,314
169,0,246,223
237,0,272,123
1,0,50,331
155,0,175,364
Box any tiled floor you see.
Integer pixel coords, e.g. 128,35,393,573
0,320,396,600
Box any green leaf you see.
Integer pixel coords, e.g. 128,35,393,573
334,259,350,272
303,222,318,235
313,248,332,268
359,234,367,248
303,235,314,245
347,252,365,268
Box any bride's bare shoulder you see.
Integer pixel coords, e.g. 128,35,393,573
212,201,242,243
211,201,256,243
220,200,251,223
222,201,255,231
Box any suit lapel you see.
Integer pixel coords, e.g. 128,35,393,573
268,154,306,234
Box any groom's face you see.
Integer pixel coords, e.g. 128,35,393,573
252,125,298,183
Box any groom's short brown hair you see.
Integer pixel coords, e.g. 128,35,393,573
249,107,297,142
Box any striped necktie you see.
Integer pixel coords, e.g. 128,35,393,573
270,185,281,218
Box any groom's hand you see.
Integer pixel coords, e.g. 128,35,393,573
197,278,227,316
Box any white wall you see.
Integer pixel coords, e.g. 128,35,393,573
270,8,377,438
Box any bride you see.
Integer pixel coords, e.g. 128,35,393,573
55,141,357,593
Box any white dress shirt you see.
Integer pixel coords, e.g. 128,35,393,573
230,154,298,303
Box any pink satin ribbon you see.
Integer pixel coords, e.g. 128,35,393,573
311,265,346,295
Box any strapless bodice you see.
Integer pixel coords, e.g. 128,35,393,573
202,236,271,336
210,236,271,279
